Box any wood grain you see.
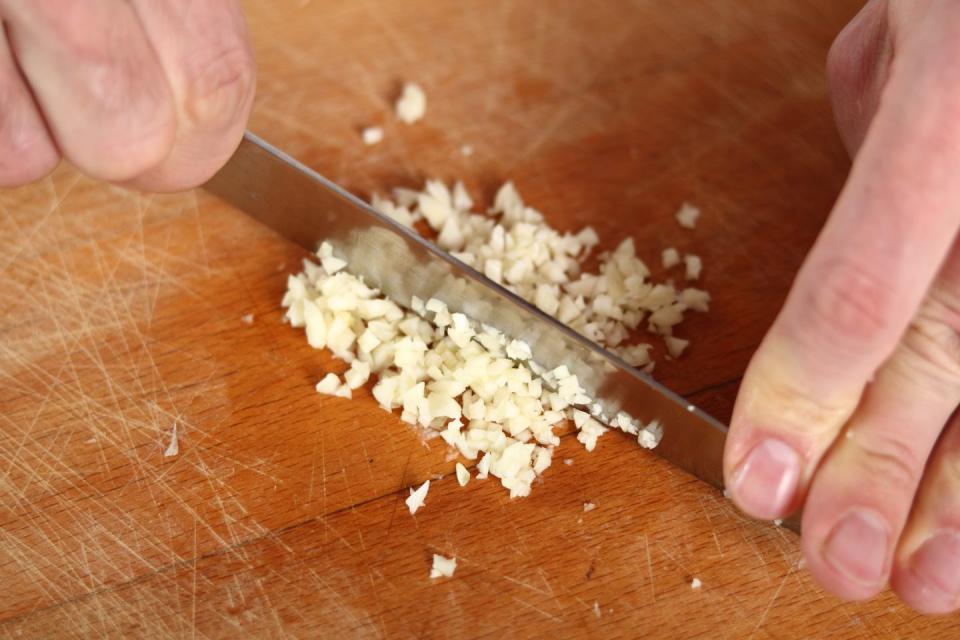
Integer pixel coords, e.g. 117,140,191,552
2,0,958,637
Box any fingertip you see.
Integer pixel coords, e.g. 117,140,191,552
892,567,960,615
891,530,960,615
800,512,887,601
726,435,802,520
799,449,901,602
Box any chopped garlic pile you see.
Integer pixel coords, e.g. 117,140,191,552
283,242,663,498
283,181,710,499
371,181,709,368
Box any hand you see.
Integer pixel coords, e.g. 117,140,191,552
724,0,960,613
0,1,255,192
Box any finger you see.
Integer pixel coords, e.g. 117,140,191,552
826,0,891,154
0,24,58,186
891,412,960,614
0,1,176,182
127,0,255,192
800,258,960,600
724,8,960,520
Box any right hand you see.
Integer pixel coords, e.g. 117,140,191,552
0,0,255,192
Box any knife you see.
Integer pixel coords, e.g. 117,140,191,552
204,132,783,528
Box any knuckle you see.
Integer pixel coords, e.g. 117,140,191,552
897,288,960,396
792,257,897,353
180,42,255,131
853,431,926,489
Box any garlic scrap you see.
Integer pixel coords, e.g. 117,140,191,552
396,82,427,124
675,202,700,229
406,480,430,514
430,554,457,578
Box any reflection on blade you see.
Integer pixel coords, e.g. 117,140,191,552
204,131,731,493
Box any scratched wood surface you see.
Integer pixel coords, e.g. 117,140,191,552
2,0,958,637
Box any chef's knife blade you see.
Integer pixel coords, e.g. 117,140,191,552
205,132,781,527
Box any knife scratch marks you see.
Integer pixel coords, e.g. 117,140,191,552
0,172,81,278
0,528,74,606
364,560,389,639
189,190,212,276
712,532,724,558
360,439,377,488
355,0,418,65
309,568,383,636
642,533,656,601
79,540,110,637
320,435,328,515
656,538,695,585
0,169,275,622
507,101,579,171
0,369,60,496
307,430,320,504
748,563,794,640
510,596,562,624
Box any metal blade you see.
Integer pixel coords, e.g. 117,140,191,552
204,131,732,495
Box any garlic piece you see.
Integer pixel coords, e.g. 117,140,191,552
405,480,430,514
396,83,427,124
430,554,457,578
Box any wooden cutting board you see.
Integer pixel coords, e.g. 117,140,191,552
2,0,957,637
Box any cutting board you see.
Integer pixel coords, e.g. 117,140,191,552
2,1,957,637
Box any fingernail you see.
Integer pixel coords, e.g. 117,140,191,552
823,508,889,586
731,439,801,518
910,530,960,599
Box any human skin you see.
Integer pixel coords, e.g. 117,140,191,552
2,0,956,617
725,0,960,615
